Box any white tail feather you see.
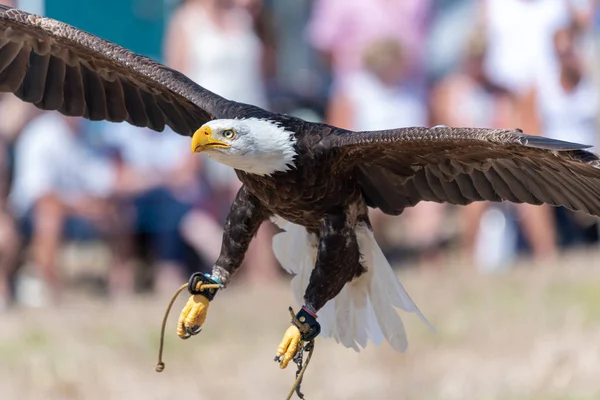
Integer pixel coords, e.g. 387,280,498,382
271,217,434,352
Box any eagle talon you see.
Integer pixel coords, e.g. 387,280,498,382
280,327,317,399
276,325,302,369
176,274,222,339
177,294,210,339
180,322,192,340
276,306,320,369
185,325,202,336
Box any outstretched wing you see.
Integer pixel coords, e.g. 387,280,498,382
326,126,600,216
0,5,235,136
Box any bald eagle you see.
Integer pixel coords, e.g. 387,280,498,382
2,5,600,368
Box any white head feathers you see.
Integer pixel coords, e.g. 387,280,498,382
199,118,297,176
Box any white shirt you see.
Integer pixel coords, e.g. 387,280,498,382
482,0,572,94
99,122,189,174
340,71,427,131
180,6,268,108
536,67,599,148
9,113,116,216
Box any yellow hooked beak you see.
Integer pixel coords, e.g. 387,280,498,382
191,126,231,153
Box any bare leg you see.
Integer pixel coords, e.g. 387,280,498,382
0,213,21,307
517,203,558,263
31,193,65,303
402,202,447,268
369,208,390,248
179,209,223,263
103,201,135,298
155,261,187,296
460,201,488,264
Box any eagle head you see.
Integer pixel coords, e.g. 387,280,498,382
191,118,297,176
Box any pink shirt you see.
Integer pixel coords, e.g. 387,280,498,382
307,0,431,80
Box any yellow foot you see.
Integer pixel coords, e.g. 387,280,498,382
275,325,301,369
177,294,210,339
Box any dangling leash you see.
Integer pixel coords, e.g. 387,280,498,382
155,285,316,399
284,306,317,400
286,339,315,400
154,281,222,372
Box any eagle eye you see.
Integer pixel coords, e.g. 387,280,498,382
223,129,235,139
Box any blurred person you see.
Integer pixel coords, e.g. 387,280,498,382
326,37,447,266
0,208,19,308
233,0,278,82
474,0,594,264
425,0,480,82
479,0,593,96
266,0,328,114
0,93,42,144
431,29,516,130
0,105,20,308
99,123,206,295
163,0,279,284
164,0,268,108
521,26,599,246
523,27,598,148
306,0,432,87
0,1,50,307
9,113,131,305
327,38,427,132
432,30,558,268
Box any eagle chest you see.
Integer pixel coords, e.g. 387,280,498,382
239,169,361,224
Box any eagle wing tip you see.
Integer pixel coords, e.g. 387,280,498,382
521,134,594,151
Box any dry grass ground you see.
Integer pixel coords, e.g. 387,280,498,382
2,249,600,400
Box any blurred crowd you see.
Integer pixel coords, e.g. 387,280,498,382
0,0,599,309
